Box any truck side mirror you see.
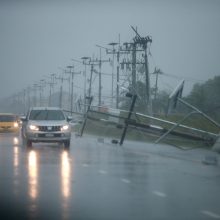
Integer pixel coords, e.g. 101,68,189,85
20,116,27,121
67,116,73,122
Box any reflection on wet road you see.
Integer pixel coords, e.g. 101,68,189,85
0,132,220,220
13,145,19,196
61,150,71,220
61,150,71,198
28,150,38,200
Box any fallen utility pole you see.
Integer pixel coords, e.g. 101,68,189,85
155,98,220,144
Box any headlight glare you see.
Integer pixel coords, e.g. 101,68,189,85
14,122,19,128
29,125,39,131
61,125,69,131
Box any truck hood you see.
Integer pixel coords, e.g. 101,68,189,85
27,120,68,126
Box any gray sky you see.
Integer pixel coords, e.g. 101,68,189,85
1,0,220,101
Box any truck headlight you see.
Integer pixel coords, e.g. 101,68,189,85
29,125,39,131
61,125,70,131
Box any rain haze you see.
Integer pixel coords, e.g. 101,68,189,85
0,0,220,100
1,2,220,220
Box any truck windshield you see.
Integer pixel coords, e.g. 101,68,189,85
29,110,65,121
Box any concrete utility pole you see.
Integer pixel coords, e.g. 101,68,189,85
89,51,110,107
88,63,94,98
34,82,44,107
99,38,127,108
131,26,153,115
42,79,55,107
116,50,120,109
97,48,110,107
78,58,98,101
66,65,81,115
39,79,46,106
23,89,26,114
47,74,56,107
108,42,118,107
47,82,54,107
72,57,91,113
55,73,68,109
152,68,163,100
120,42,144,94
131,43,137,94
33,84,38,107
106,41,123,108
26,86,31,109
81,57,90,113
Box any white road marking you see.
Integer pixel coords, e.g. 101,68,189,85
121,178,131,184
152,191,167,198
98,170,107,175
201,210,220,219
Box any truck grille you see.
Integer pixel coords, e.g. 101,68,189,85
38,126,61,132
37,133,62,138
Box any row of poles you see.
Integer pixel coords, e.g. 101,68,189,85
7,27,157,115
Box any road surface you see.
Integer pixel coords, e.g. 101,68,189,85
0,132,220,220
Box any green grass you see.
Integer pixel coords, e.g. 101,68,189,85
158,114,220,133
76,117,216,149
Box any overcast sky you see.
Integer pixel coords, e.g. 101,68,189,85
0,0,220,101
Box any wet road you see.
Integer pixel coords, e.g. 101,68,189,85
0,132,220,220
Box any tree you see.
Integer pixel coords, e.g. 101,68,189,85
186,75,220,121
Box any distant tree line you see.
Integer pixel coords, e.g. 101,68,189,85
185,75,220,121
120,75,220,122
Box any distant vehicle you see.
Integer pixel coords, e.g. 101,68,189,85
21,107,72,148
0,113,20,133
